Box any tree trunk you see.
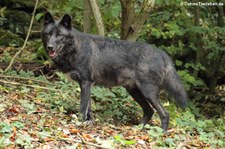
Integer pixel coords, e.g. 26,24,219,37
120,0,135,40
83,0,92,33
119,0,155,41
216,1,224,27
193,1,201,78
88,0,105,35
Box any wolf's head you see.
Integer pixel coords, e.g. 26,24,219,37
42,12,73,59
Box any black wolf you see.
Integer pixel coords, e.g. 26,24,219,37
42,12,187,131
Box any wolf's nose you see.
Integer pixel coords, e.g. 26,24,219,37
47,45,53,51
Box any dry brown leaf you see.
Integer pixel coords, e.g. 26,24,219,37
70,128,80,134
82,133,95,142
8,107,19,114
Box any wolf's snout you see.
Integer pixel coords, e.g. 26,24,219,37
47,45,54,51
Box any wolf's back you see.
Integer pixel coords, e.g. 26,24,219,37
163,63,187,109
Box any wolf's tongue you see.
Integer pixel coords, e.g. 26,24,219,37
49,51,56,58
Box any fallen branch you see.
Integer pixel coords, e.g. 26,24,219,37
4,0,39,72
0,78,72,102
0,75,53,85
1,62,51,71
37,131,110,149
0,79,57,91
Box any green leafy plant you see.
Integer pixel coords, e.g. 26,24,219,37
92,86,141,124
0,122,13,134
114,134,136,145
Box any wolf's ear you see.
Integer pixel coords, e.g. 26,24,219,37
44,12,54,25
59,14,72,29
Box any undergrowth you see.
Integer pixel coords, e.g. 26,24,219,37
0,70,224,148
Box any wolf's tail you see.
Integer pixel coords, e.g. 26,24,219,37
163,65,187,109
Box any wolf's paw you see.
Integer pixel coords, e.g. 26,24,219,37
81,120,94,128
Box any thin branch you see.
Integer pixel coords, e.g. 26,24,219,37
119,0,155,41
0,79,57,91
4,0,39,72
0,76,74,102
126,0,155,41
88,0,105,35
36,132,110,149
0,75,53,85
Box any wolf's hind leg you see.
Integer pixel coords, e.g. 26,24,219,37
126,87,154,126
139,83,169,131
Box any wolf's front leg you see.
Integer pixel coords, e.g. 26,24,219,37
80,81,92,121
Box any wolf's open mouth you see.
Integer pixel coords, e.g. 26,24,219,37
49,51,57,58
48,46,63,58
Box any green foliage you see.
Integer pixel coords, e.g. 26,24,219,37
178,70,204,90
0,50,12,62
1,0,225,147
0,70,224,148
114,134,136,145
36,72,80,113
92,86,141,124
25,71,139,124
0,29,24,47
142,1,225,99
175,111,225,148
0,122,13,134
38,0,225,100
40,0,82,14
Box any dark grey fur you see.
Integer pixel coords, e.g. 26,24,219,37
42,12,187,131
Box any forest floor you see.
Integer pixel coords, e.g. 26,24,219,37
0,70,224,149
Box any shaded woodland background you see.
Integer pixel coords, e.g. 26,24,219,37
1,0,224,113
0,0,224,148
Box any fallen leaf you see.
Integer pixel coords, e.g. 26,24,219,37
70,128,80,134
43,137,54,142
10,127,17,142
83,134,92,140
82,134,95,142
10,117,19,121
61,134,70,138
8,107,19,114
139,135,149,141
